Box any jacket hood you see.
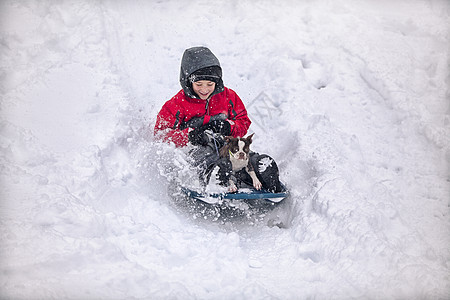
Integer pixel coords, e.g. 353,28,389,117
179,47,224,99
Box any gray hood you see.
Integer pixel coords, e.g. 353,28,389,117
179,47,224,99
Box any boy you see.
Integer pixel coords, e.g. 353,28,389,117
154,46,281,192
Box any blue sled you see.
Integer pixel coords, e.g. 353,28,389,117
180,183,289,204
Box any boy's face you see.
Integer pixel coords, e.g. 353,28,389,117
192,80,216,100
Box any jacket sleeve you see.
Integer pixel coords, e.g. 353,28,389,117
154,99,189,147
227,89,251,138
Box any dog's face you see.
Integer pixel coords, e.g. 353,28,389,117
223,133,254,161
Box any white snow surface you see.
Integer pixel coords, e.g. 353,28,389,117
1,0,449,299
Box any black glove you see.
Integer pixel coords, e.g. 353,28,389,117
186,114,231,146
188,128,208,146
181,113,227,130
203,119,231,136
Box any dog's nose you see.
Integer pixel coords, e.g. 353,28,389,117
238,152,245,159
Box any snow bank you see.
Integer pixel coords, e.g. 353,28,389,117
1,0,449,299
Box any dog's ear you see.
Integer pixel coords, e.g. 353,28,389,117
224,136,233,144
246,133,254,143
219,136,233,158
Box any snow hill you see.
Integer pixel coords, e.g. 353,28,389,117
1,0,449,299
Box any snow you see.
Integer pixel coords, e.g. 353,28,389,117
1,0,449,299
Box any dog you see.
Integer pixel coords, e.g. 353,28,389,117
219,133,262,193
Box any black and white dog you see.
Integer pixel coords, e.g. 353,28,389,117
219,134,262,192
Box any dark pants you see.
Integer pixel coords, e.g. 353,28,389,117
189,145,282,193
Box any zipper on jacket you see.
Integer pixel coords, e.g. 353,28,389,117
205,98,210,116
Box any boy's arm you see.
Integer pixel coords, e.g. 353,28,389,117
227,89,251,137
154,101,189,147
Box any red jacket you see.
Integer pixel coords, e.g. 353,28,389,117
154,87,251,147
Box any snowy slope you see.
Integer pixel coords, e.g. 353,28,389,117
1,0,449,299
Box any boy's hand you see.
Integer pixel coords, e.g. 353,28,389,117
188,128,208,146
203,119,231,136
181,113,227,129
